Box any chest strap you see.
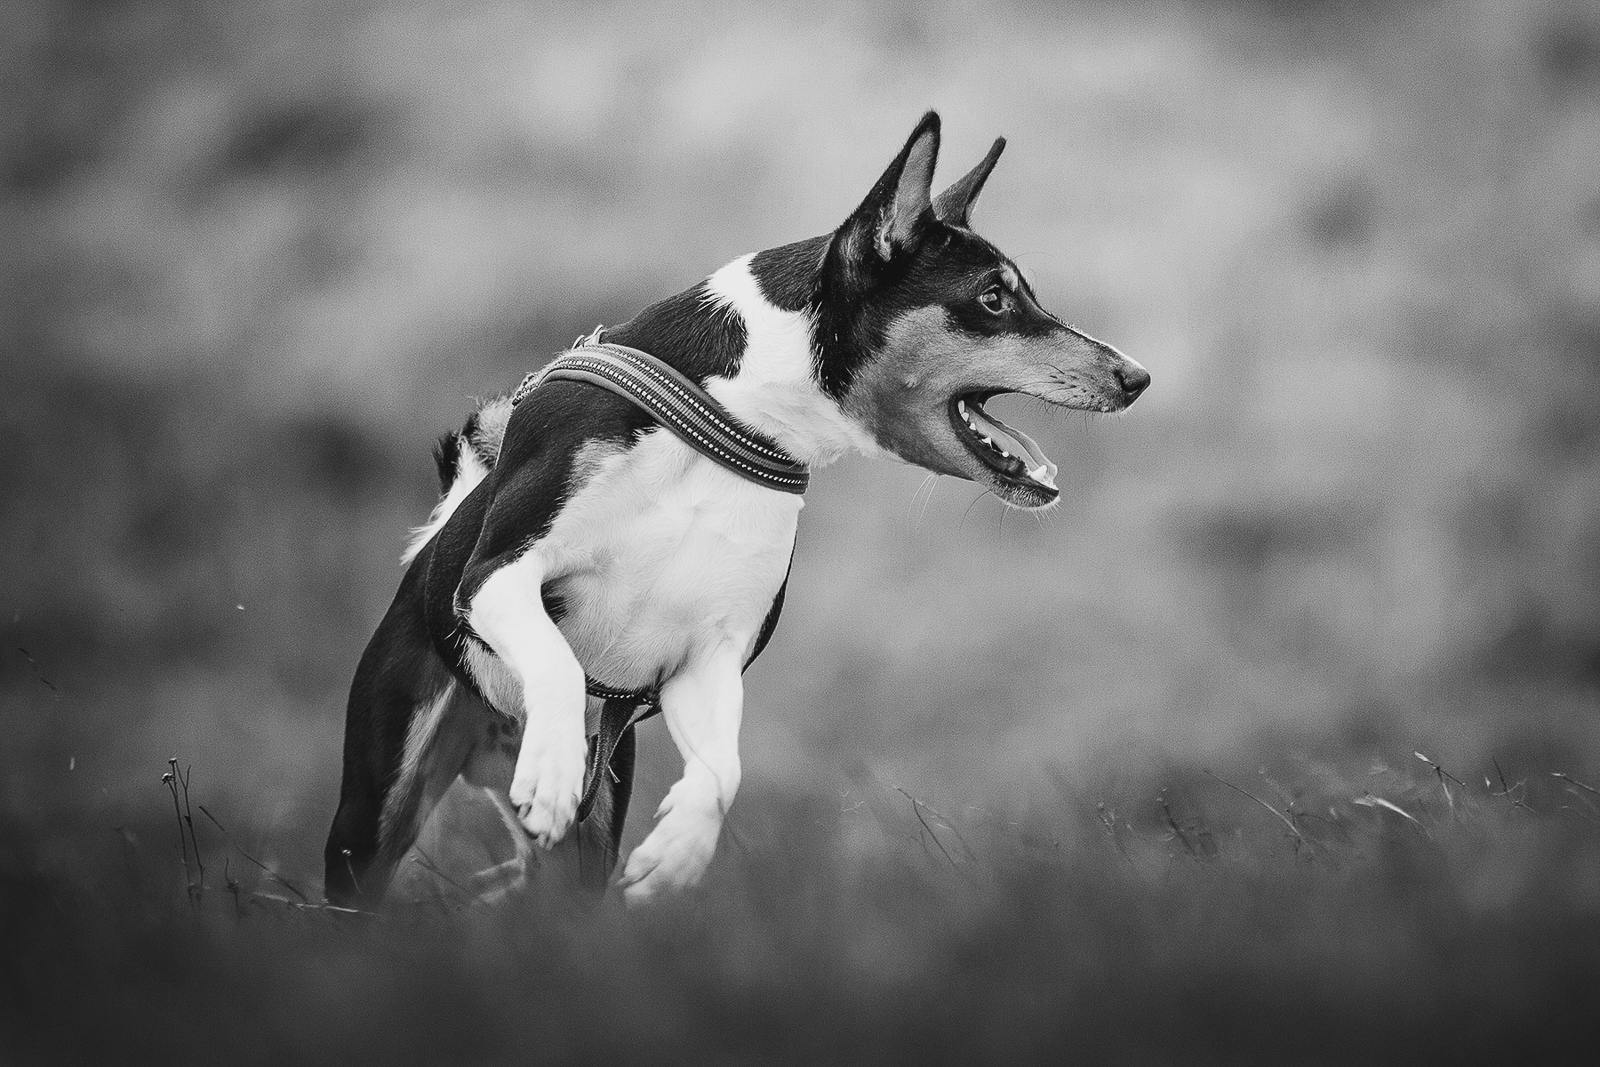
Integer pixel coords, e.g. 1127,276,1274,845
512,338,809,495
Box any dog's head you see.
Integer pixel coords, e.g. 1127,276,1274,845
815,112,1149,510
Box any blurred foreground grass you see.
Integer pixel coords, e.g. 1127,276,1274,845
2,749,1596,1065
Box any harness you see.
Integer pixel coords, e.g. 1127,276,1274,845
510,330,808,821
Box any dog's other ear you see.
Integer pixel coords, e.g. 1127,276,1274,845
838,111,941,266
933,136,1005,227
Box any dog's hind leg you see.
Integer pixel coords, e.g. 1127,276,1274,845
324,573,478,907
325,570,437,907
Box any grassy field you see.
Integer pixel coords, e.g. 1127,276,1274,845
4,0,1600,1060
3,749,1596,1065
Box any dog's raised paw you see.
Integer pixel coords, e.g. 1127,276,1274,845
508,747,585,849
617,811,720,905
512,798,574,849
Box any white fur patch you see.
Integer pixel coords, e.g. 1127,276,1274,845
535,428,804,692
471,396,514,466
468,548,588,847
702,254,883,467
378,681,456,843
401,445,487,566
462,638,523,719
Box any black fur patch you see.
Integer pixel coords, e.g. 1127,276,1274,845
938,243,1062,342
324,543,452,904
750,235,828,312
602,281,748,386
432,430,461,493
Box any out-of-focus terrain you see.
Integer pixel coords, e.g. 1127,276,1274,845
2,0,1597,1060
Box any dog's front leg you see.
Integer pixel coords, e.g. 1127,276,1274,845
467,551,587,849
619,640,744,904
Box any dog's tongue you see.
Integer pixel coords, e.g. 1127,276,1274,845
970,401,1058,489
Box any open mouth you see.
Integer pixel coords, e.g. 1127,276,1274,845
949,391,1060,499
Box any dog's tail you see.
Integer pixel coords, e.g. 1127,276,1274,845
400,395,514,565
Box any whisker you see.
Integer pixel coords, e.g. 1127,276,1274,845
916,474,940,527
959,488,994,530
906,473,936,528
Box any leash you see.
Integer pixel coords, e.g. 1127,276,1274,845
511,330,809,822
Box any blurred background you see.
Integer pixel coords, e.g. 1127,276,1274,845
2,0,1597,886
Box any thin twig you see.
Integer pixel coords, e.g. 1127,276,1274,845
1555,781,1600,820
1204,769,1307,848
1557,799,1600,824
907,790,977,860
411,848,481,907
1096,802,1131,863
1414,751,1466,787
16,647,60,699
897,789,959,869
250,892,367,915
1158,791,1197,857
1414,752,1464,815
1488,758,1531,812
177,762,205,894
162,761,196,902
1552,772,1600,797
895,788,976,862
198,804,311,903
223,857,243,919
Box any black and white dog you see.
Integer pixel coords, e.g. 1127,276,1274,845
324,112,1149,907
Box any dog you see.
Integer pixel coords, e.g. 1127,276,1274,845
323,111,1150,908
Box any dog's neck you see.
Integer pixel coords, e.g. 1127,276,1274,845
600,239,880,469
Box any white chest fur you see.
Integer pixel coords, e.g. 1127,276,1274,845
535,430,804,691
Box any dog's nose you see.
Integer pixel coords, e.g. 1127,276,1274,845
1115,364,1151,402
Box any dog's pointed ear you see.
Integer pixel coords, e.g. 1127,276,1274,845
838,111,941,265
933,136,1005,227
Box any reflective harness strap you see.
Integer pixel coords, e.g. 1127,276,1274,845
512,339,809,495
512,331,810,822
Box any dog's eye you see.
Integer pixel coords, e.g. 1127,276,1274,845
978,286,1007,314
